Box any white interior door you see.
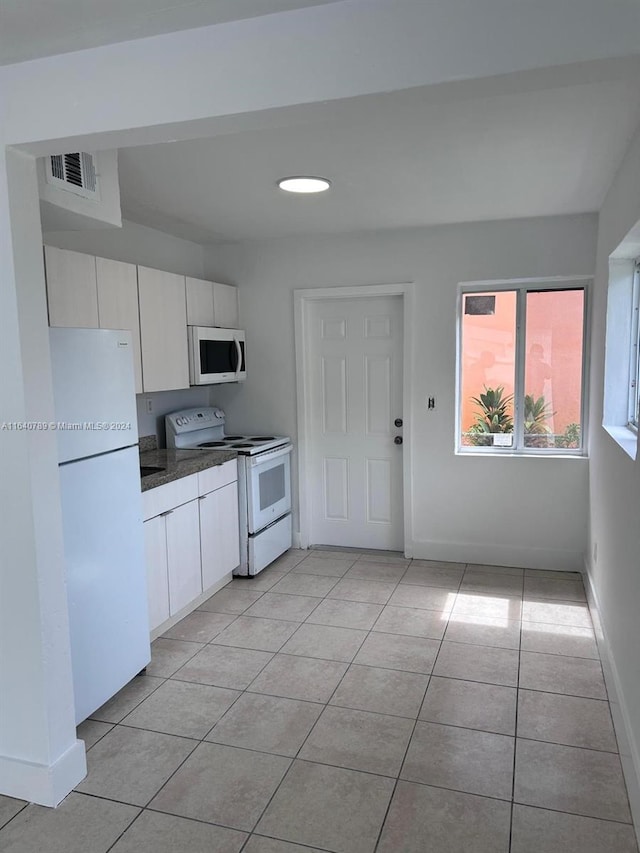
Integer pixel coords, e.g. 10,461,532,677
308,295,404,550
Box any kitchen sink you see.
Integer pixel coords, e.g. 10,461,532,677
140,465,166,477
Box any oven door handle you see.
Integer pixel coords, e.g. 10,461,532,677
249,443,292,467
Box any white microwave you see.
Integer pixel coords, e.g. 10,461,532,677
188,326,246,385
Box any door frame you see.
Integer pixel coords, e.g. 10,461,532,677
294,283,414,555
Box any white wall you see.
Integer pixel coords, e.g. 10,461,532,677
2,0,639,155
587,122,640,827
205,213,596,569
136,388,212,446
44,217,206,278
0,148,85,804
38,150,122,231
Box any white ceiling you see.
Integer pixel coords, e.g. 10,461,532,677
117,61,640,243
7,0,639,245
0,0,341,65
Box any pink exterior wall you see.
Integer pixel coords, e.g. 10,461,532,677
461,289,584,437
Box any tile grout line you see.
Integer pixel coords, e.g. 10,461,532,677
509,579,524,853
103,806,145,853
71,766,639,830
58,550,622,852
80,569,312,830
213,552,416,850
229,555,392,851
371,562,465,852
0,558,607,844
104,551,386,846
0,803,30,835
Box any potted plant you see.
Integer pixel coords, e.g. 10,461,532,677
467,386,514,446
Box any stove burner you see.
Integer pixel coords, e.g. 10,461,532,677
231,443,254,448
198,441,227,447
224,436,244,440
249,436,275,441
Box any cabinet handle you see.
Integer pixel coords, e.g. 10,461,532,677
198,495,207,501
160,509,174,517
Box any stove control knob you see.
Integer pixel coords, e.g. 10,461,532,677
394,436,403,445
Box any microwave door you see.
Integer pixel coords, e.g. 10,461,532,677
200,339,235,375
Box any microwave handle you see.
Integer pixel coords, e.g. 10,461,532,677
234,337,243,377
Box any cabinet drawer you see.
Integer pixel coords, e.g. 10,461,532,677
142,473,198,520
197,459,238,495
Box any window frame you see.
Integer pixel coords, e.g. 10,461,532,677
628,261,639,431
456,277,590,456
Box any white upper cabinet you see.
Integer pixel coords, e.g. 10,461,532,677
95,257,143,394
185,276,215,326
44,249,236,393
138,265,189,392
213,282,239,328
45,246,99,328
185,276,239,329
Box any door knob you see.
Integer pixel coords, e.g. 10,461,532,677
394,418,403,427
394,436,403,445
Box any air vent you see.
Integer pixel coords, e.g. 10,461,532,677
464,295,496,316
46,152,99,200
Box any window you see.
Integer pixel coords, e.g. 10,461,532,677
458,282,587,453
629,262,639,430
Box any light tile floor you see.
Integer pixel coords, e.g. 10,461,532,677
1,549,638,853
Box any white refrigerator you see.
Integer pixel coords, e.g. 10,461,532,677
49,327,150,724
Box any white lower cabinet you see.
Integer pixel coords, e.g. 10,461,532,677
166,500,202,615
142,461,239,635
200,481,240,589
143,514,170,629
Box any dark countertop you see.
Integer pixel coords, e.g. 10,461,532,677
139,447,238,492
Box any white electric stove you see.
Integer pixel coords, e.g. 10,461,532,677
165,407,292,576
165,406,289,455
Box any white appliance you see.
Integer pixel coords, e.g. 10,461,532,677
165,407,292,576
49,327,150,724
188,326,246,385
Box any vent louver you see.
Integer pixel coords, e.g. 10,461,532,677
46,152,99,199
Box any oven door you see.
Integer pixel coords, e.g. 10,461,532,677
188,326,246,385
246,444,292,534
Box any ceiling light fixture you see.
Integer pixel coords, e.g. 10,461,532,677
277,176,331,194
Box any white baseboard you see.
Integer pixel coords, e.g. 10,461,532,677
0,739,86,807
409,538,583,571
583,560,640,846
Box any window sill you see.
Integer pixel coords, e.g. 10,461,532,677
456,449,587,460
602,424,637,460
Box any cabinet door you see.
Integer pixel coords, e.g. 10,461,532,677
138,266,189,392
143,514,170,631
200,481,240,590
45,246,98,328
96,257,143,394
166,500,202,615
185,277,215,326
213,282,239,329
